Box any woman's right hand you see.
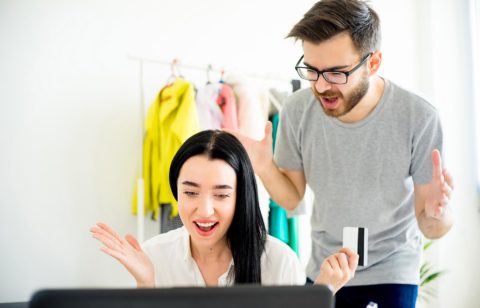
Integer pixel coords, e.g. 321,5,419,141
90,222,155,288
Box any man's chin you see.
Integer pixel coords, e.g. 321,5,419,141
319,103,347,118
324,110,341,117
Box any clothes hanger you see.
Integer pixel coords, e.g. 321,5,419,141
219,69,225,84
165,58,180,86
206,64,213,85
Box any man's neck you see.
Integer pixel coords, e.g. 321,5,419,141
338,76,385,123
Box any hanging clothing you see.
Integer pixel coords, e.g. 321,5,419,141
225,74,269,139
269,112,299,255
224,73,270,230
133,78,200,220
216,83,238,130
160,203,183,233
268,88,289,117
291,79,301,92
196,83,223,130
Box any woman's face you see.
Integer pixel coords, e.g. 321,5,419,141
177,154,237,249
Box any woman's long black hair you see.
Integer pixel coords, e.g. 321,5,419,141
169,130,267,284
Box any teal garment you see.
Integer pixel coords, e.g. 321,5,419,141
268,201,289,243
271,113,279,152
288,215,299,254
268,113,299,255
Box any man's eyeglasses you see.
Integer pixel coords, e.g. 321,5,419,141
295,53,372,84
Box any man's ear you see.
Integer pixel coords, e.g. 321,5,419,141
368,50,382,76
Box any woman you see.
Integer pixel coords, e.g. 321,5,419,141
91,130,357,293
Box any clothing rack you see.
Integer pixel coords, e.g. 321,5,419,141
127,54,294,83
127,54,295,241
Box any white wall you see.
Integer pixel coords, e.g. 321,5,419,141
429,1,480,307
0,0,142,300
0,0,316,302
0,0,478,306
376,1,480,307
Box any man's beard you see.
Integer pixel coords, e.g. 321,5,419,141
312,73,370,118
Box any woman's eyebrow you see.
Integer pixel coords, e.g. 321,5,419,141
213,185,233,190
181,181,232,190
181,181,200,187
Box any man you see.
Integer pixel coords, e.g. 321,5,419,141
231,1,454,307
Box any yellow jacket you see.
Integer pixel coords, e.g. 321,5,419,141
133,78,200,219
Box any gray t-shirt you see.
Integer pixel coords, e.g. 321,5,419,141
274,79,442,286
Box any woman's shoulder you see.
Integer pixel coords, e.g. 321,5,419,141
262,235,306,285
265,234,292,250
264,235,300,263
141,227,185,253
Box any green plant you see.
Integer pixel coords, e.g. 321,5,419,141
418,241,447,302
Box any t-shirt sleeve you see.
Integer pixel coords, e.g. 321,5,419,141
410,109,443,184
274,105,304,171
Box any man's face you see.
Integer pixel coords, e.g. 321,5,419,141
303,32,371,118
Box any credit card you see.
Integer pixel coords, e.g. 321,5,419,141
343,227,368,266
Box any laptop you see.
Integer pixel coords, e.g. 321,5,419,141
30,285,334,308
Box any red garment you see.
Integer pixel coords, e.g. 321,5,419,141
216,84,238,130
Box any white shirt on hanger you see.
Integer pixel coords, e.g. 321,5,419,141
142,227,306,287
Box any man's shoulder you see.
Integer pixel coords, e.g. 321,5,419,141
280,88,316,122
387,79,437,114
283,88,314,109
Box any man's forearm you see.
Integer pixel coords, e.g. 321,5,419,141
418,206,453,239
257,161,303,211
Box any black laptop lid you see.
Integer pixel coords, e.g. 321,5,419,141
30,285,334,308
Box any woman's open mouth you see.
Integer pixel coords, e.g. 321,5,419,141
194,221,219,236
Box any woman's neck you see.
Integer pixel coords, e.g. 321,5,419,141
190,238,233,286
190,238,232,264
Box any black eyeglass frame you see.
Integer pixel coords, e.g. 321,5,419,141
294,53,373,84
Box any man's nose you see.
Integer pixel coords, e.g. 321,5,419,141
313,74,332,93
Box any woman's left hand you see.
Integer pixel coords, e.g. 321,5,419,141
314,247,359,294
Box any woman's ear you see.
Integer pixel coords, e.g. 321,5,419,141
368,50,382,76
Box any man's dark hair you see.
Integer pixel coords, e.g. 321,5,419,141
169,130,266,284
287,0,381,55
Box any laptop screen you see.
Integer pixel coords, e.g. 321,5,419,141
30,285,334,308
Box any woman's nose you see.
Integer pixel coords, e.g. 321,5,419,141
197,197,214,217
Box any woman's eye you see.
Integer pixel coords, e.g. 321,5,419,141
183,191,198,197
214,194,230,199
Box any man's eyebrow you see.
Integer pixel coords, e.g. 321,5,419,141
303,60,350,71
181,181,200,187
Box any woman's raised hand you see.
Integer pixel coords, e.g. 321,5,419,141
90,222,155,288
